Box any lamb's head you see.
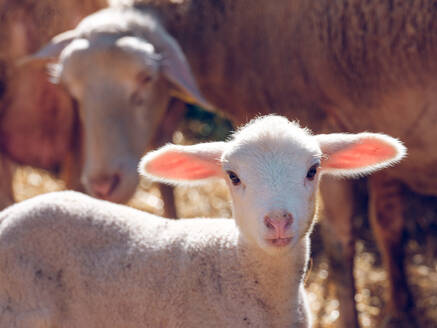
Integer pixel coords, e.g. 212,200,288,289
139,115,406,254
22,7,210,204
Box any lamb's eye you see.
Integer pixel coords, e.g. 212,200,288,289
306,164,319,180
226,171,241,186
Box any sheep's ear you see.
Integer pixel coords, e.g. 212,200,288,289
150,26,214,111
316,133,407,177
18,30,77,65
139,142,226,185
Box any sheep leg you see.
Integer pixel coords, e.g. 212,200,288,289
320,177,359,328
61,149,85,193
159,184,177,218
368,173,415,326
151,99,187,218
60,107,85,192
0,155,14,210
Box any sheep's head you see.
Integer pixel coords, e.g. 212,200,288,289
21,7,210,204
139,115,406,254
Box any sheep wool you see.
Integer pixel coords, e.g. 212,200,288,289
0,115,405,328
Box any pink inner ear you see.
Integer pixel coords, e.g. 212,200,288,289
146,151,222,180
323,138,397,169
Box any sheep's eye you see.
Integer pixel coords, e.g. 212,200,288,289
306,164,319,180
226,170,241,186
137,72,152,85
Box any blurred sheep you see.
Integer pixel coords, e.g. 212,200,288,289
0,5,210,217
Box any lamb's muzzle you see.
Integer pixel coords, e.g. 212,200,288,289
264,211,294,246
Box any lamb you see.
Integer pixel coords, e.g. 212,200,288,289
0,115,405,328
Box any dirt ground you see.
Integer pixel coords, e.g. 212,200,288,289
12,160,437,328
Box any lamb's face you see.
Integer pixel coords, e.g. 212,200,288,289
139,114,405,255
221,117,322,253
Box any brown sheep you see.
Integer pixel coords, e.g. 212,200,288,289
0,0,108,208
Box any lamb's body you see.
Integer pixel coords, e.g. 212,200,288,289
0,191,309,328
0,115,404,327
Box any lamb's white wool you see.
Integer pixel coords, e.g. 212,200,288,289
0,115,405,328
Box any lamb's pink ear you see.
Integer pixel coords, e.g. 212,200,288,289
139,142,226,185
316,132,407,177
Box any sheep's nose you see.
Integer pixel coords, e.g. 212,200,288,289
89,174,120,199
264,211,293,237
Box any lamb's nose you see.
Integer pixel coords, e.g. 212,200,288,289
89,174,120,199
264,212,293,237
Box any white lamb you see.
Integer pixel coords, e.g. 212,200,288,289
0,115,405,328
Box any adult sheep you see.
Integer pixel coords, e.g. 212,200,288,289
0,3,209,217
0,115,406,328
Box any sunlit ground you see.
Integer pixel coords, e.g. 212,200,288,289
12,164,437,328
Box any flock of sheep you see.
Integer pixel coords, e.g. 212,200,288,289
0,0,436,327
